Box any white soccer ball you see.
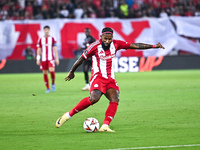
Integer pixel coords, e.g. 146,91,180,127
83,117,99,133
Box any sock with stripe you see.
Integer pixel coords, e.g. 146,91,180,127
103,101,118,125
69,97,92,117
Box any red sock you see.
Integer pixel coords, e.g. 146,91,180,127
50,71,55,85
69,97,92,117
44,74,49,89
103,101,118,125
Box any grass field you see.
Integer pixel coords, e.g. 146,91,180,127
0,70,200,150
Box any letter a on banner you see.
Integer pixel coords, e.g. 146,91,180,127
61,23,99,58
7,24,40,60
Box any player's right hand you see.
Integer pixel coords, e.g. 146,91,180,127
36,60,40,65
65,71,75,81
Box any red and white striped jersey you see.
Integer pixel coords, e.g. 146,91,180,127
37,36,57,62
82,39,131,79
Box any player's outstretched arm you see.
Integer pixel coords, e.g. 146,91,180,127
129,42,165,49
65,56,85,81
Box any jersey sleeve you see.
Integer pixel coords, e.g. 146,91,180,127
52,37,57,46
36,38,42,48
116,40,131,50
82,43,96,60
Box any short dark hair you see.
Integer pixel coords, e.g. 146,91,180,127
43,25,50,29
101,27,113,34
85,28,90,31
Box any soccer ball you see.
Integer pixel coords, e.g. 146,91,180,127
83,117,99,133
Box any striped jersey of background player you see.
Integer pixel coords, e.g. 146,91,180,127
36,25,59,93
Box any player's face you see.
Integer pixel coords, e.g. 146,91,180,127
85,30,90,36
44,28,50,36
100,34,113,46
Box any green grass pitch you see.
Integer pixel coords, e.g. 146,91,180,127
0,70,200,150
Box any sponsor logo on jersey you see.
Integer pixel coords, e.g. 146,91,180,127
44,44,51,46
100,54,116,60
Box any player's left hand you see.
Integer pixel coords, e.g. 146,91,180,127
155,42,165,49
65,71,75,81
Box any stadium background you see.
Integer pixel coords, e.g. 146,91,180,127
0,0,200,73
0,0,200,150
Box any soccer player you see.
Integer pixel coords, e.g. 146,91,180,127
56,27,165,132
81,28,95,91
36,25,59,93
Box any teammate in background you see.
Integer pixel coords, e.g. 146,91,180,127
56,27,165,132
81,28,95,91
36,25,59,93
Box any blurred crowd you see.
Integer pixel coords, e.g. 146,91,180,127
0,0,200,21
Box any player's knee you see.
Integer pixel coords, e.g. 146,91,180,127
43,70,48,75
89,90,102,104
110,97,119,103
89,96,100,104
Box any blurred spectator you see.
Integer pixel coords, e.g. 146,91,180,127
0,0,199,21
66,0,75,18
120,0,129,18
33,1,39,16
126,0,134,8
74,4,84,18
18,0,25,9
23,45,35,60
89,8,97,18
60,5,69,18
41,1,49,19
0,7,8,20
194,9,200,16
97,6,106,18
25,2,33,16
35,10,44,20
93,0,101,9
81,7,89,18
37,0,42,7
160,9,168,18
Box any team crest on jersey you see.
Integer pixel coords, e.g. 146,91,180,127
94,84,99,87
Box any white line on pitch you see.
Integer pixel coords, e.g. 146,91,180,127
101,144,200,150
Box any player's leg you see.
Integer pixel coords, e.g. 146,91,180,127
82,60,90,91
99,88,119,132
49,60,56,92
43,70,50,93
49,67,56,92
56,90,103,128
40,61,50,93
